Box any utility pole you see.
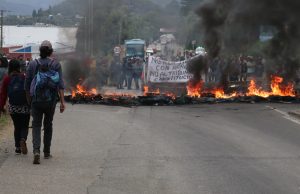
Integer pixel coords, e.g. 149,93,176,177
0,10,3,50
118,19,122,46
0,9,11,52
88,0,94,56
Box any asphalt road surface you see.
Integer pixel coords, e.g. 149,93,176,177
0,103,300,194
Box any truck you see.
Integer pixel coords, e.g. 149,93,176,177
124,39,146,59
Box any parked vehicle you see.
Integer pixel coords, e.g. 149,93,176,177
125,39,146,59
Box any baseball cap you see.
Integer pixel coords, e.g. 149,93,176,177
40,40,52,49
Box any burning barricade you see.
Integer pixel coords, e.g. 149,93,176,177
65,75,299,106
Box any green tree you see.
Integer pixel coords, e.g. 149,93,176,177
48,6,53,15
76,0,167,56
181,0,203,15
37,8,43,17
32,9,37,18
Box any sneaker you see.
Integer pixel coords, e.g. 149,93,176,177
15,148,21,155
44,153,52,159
20,139,28,155
33,153,40,165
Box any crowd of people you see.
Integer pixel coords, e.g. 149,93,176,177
109,56,144,90
206,55,265,83
0,55,32,83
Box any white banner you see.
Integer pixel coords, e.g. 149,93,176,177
147,56,193,83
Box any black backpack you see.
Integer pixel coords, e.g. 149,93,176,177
8,74,27,106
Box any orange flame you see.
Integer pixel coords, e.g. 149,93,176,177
187,81,203,98
143,86,149,96
246,80,270,98
213,89,237,99
247,76,295,97
270,76,295,96
153,88,160,95
71,84,98,97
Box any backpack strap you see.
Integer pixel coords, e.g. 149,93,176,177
34,59,41,75
34,58,55,75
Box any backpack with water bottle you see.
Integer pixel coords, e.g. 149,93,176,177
30,59,60,103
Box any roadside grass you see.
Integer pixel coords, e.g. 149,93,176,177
0,114,10,130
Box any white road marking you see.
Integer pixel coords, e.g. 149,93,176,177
266,106,300,125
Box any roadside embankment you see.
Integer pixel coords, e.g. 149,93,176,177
0,114,12,167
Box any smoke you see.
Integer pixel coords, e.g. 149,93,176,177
62,55,91,88
190,0,300,82
187,55,208,85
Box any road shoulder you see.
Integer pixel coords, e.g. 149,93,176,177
0,115,13,168
288,110,300,119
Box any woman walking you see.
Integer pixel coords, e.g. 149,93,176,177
0,59,30,155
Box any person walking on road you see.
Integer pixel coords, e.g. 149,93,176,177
25,40,66,165
0,59,30,155
0,56,8,86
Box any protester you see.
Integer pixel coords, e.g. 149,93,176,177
0,56,8,85
25,40,66,165
110,57,121,87
117,57,128,89
0,59,30,155
240,56,248,82
133,58,143,90
18,56,27,73
26,58,31,69
126,57,134,90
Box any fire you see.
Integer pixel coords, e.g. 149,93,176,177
153,88,160,95
71,84,98,97
103,91,135,97
142,85,176,99
270,76,295,97
165,91,176,99
187,81,202,98
90,88,97,95
213,89,237,99
247,76,295,97
143,86,162,96
70,75,295,101
246,80,270,98
143,86,149,96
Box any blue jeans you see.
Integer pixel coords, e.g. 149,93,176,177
31,101,56,154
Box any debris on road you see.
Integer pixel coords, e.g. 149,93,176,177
65,75,300,106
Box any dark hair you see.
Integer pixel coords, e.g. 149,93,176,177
0,56,8,68
39,46,53,58
8,59,21,74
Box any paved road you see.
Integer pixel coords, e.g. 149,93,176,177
0,103,300,194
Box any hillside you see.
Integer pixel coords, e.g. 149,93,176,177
0,0,64,15
150,0,176,6
0,0,179,15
